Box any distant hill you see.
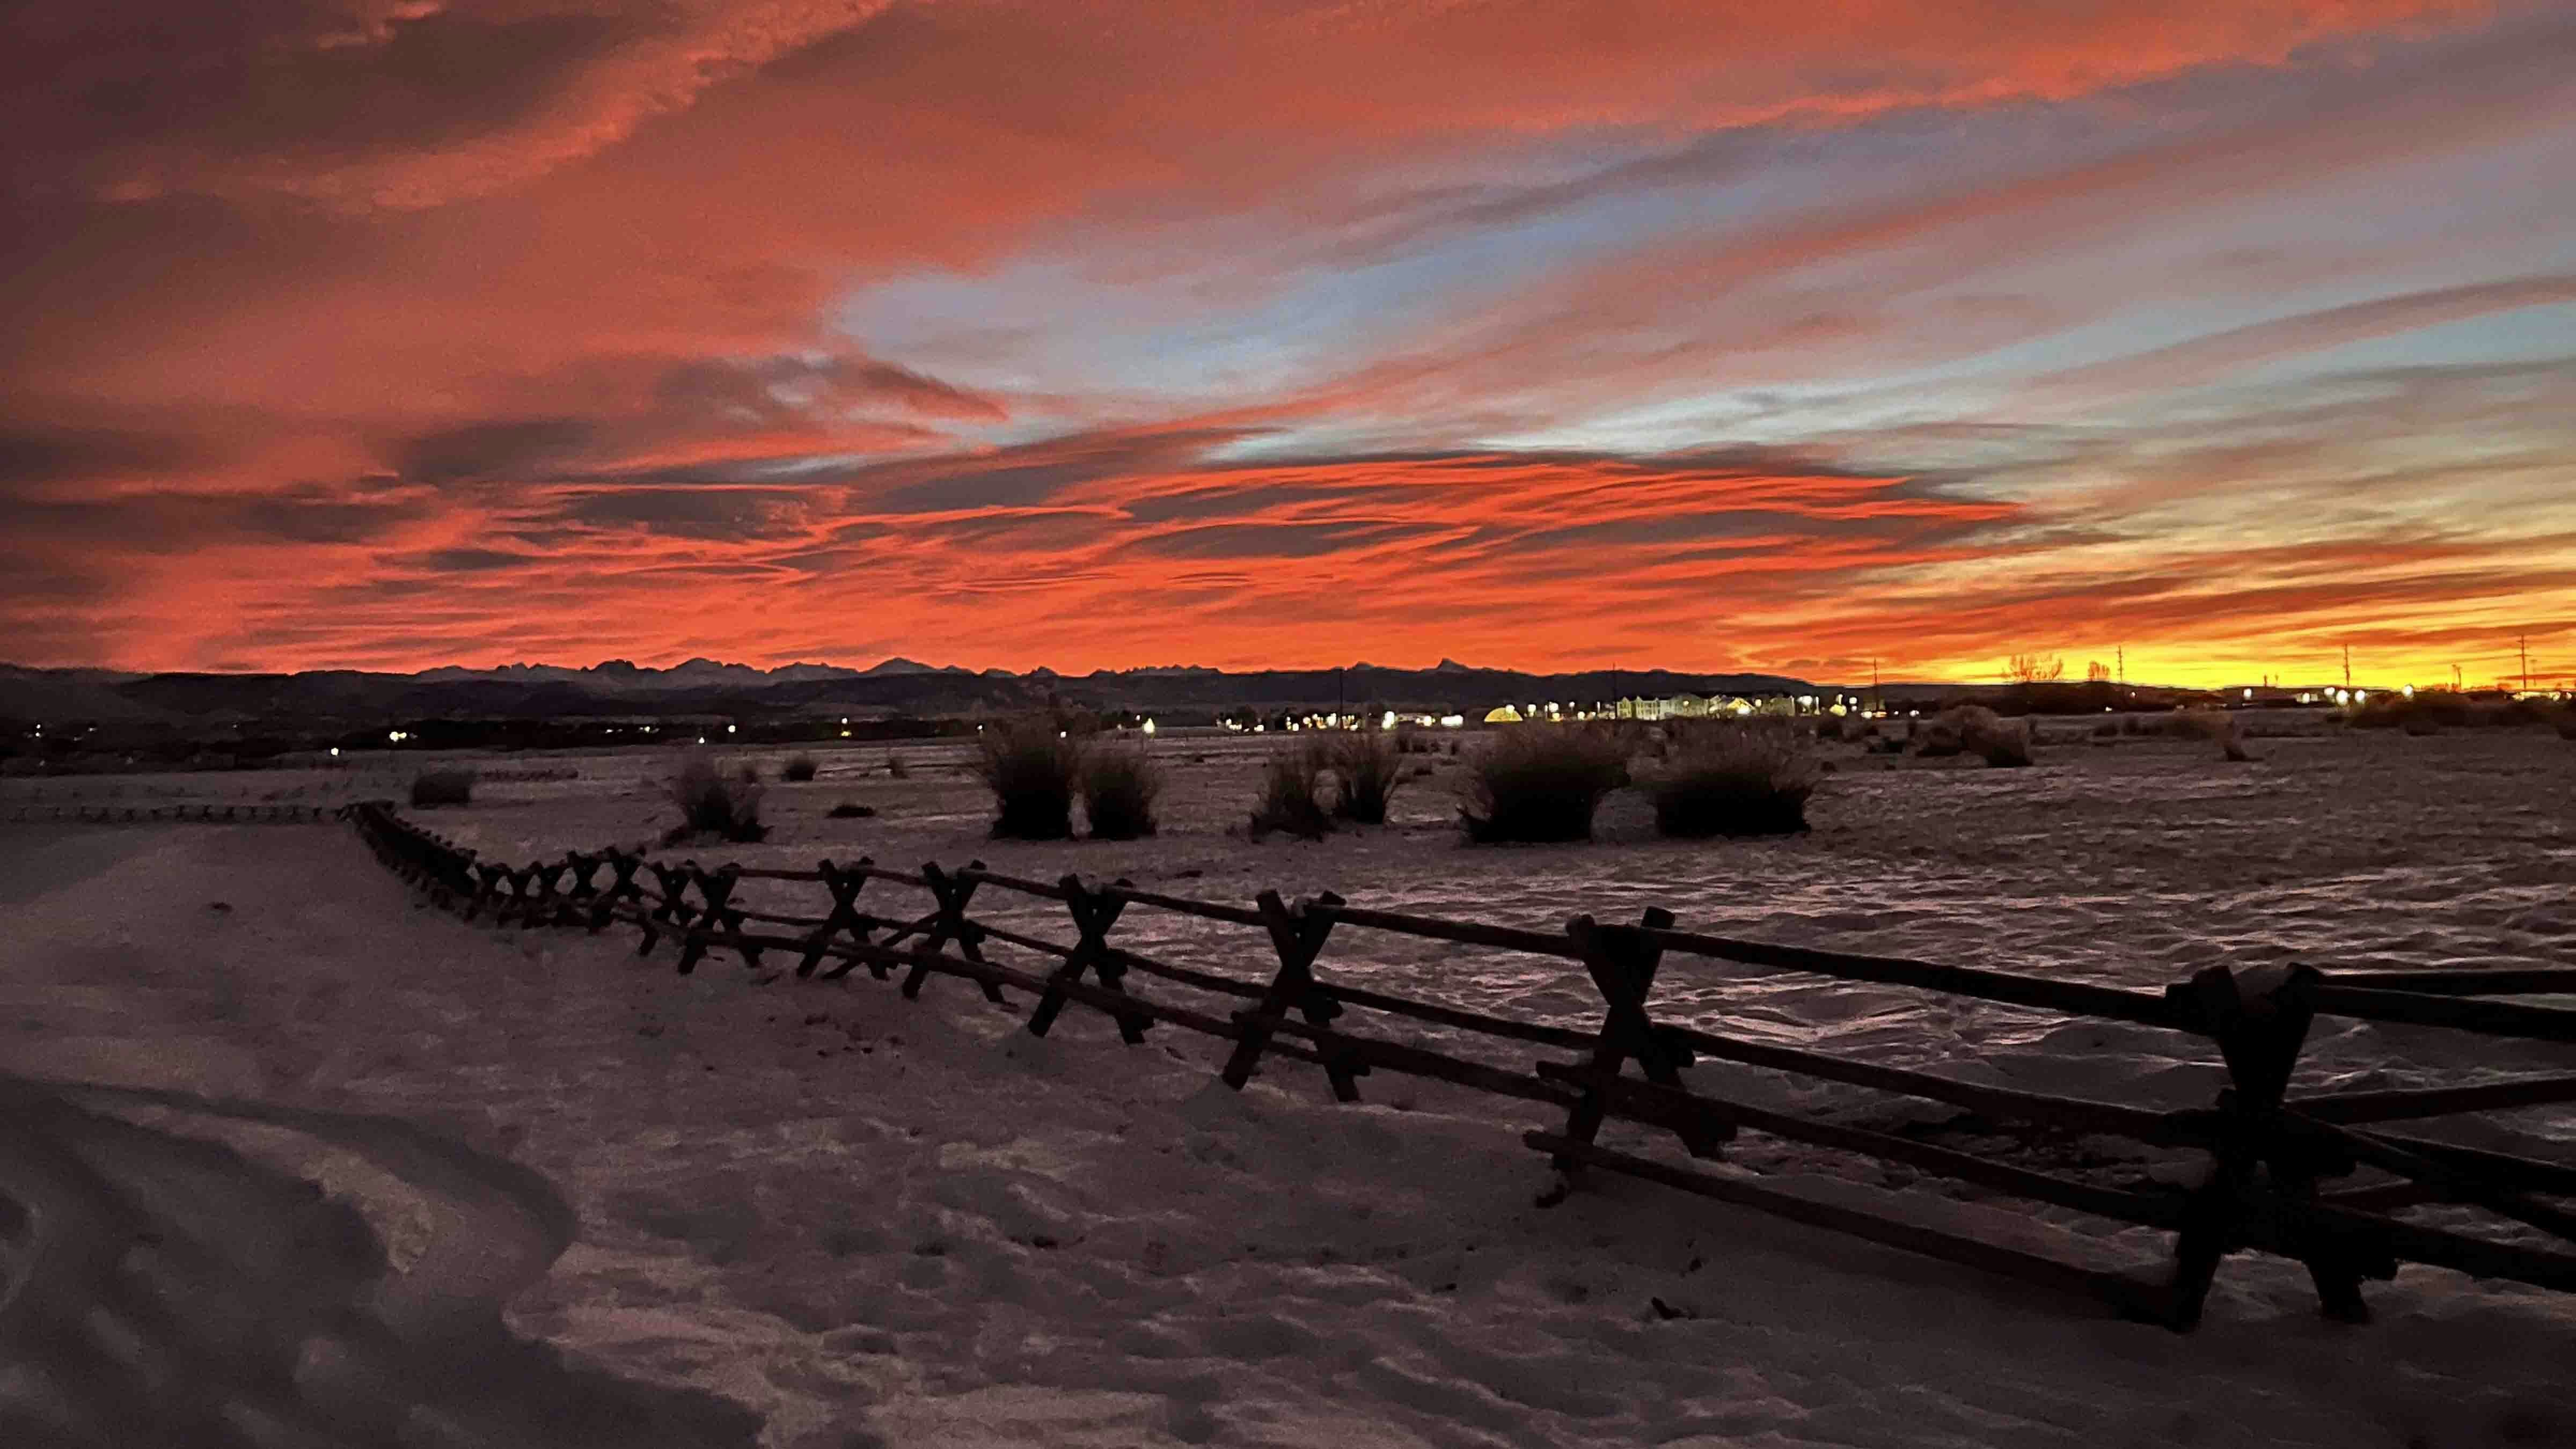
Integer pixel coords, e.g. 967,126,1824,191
0,657,1820,730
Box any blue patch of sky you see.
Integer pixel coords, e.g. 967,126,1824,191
829,94,2205,416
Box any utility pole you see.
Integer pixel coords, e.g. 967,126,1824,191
2520,634,2531,694
2116,645,2125,687
2343,645,2352,691
2452,662,2462,692
1870,656,1881,715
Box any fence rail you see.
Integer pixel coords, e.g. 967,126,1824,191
342,800,2576,1330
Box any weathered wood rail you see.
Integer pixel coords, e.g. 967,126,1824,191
345,801,2576,1330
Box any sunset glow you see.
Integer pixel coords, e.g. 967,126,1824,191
5,1,2572,687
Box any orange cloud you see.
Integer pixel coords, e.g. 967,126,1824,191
3,0,2566,689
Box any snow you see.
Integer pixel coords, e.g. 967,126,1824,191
4,727,2574,1445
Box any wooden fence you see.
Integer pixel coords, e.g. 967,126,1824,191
5,801,339,825
344,801,2576,1331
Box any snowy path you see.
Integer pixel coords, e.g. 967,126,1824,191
4,821,2575,1447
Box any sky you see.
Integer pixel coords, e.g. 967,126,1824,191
4,1,2573,688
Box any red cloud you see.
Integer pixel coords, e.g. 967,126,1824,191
1,1,2559,687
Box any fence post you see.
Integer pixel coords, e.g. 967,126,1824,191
500,866,538,927
2162,963,2382,1327
464,862,509,922
537,855,581,926
676,865,757,975
590,851,643,933
1542,906,1730,1200
903,861,1005,1003
638,861,698,957
1026,875,1147,1043
1222,890,1358,1099
801,857,875,978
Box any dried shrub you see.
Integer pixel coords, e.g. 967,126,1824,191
887,752,910,779
781,753,819,782
664,752,766,843
826,801,875,819
1927,705,2030,767
1249,740,1334,840
1649,722,1820,838
408,767,476,808
1082,745,1163,840
1326,730,1409,825
2353,691,2555,733
2170,709,2253,762
1460,726,1630,844
972,721,1086,840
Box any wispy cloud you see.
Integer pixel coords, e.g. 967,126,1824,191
1,1,2568,684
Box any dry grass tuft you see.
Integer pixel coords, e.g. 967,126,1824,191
2351,690,2556,733
408,767,476,808
1326,730,1409,825
1459,726,1630,844
781,752,819,782
665,752,766,843
1920,705,2030,766
1249,740,1335,840
2169,709,2253,762
972,721,1086,840
1648,721,1819,838
1082,744,1163,839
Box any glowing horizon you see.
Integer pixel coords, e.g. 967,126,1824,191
5,2,2572,693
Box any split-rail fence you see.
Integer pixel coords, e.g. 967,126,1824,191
343,801,2576,1331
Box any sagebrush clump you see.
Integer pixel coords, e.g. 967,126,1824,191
408,767,476,808
1648,722,1820,838
972,722,1086,840
2168,708,2253,762
1459,726,1630,844
664,752,766,843
781,752,819,782
1082,745,1163,839
1248,740,1334,840
1920,705,2030,767
1326,730,1408,825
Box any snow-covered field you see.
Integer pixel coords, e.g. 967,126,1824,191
4,727,2573,1446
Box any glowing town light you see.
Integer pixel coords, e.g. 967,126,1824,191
727,724,737,733
2243,689,2253,700
328,747,340,757
1142,719,1157,736
1381,711,1396,729
2403,685,2415,698
1439,714,1465,728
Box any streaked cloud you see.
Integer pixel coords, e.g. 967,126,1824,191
1,1,2568,686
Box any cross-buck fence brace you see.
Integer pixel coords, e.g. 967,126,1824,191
345,800,2576,1330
